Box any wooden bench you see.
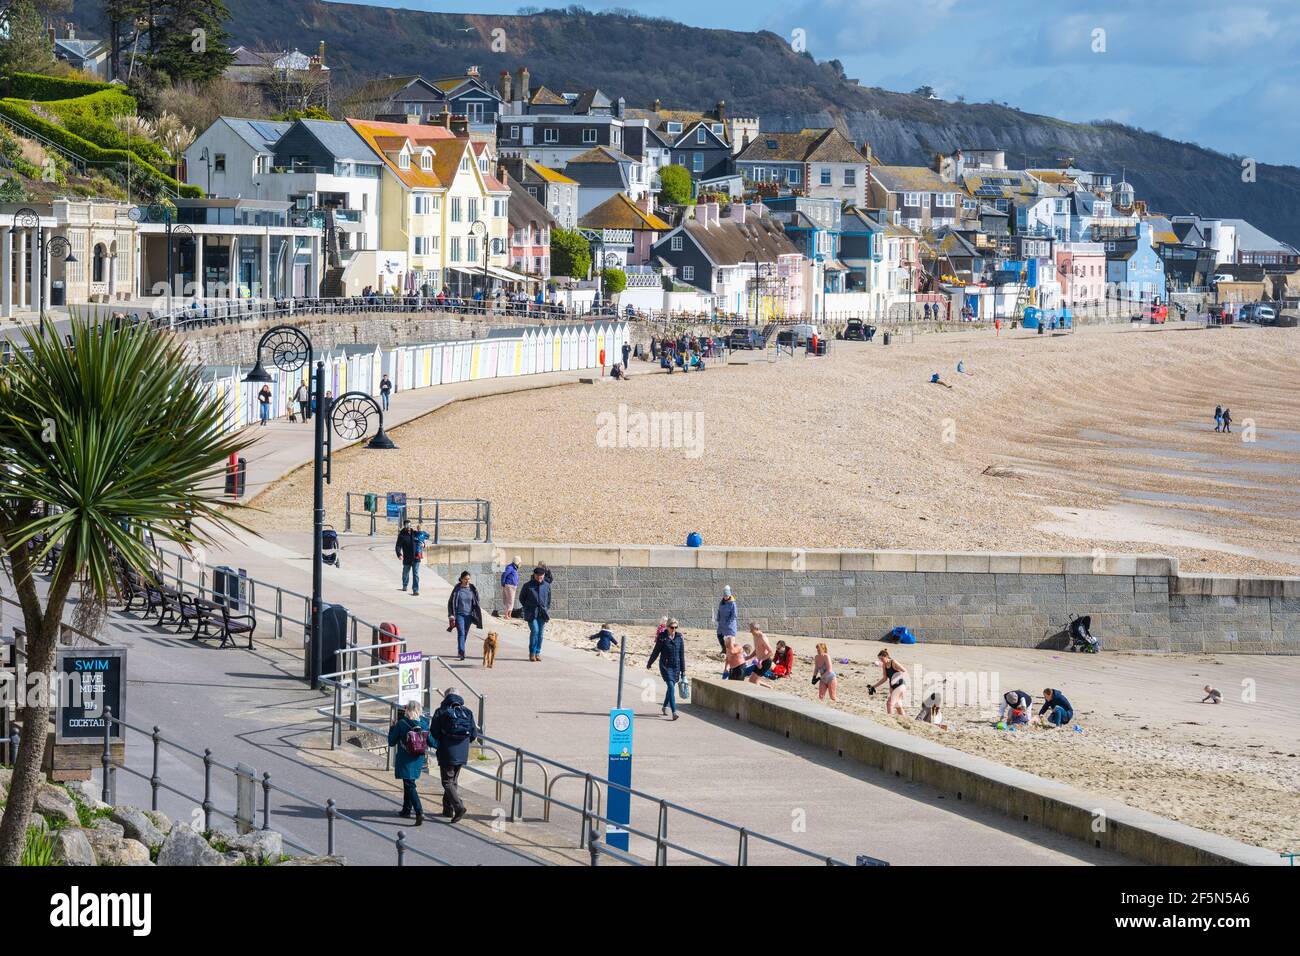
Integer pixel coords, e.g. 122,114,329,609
204,601,256,649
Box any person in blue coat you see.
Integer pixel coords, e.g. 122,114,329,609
431,690,478,823
520,566,552,662
715,585,738,654
387,700,431,825
647,618,687,720
1039,688,1074,727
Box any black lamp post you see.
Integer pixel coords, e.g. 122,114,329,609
10,208,77,318
744,250,760,326
471,219,490,312
242,327,398,688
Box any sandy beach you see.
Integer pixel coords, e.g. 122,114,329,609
249,320,1300,574
518,610,1300,855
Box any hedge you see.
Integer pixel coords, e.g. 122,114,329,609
2,72,114,101
37,91,173,168
0,99,201,198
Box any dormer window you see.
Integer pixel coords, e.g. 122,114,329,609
398,149,410,170
666,122,682,135
696,127,706,144
460,156,470,171
420,149,432,171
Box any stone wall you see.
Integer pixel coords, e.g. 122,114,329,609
424,543,1300,654
179,310,545,367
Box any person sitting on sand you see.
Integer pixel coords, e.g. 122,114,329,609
768,640,794,679
1202,685,1223,704
589,624,619,655
812,642,838,702
741,644,772,687
723,636,746,681
748,623,773,684
870,650,908,716
957,359,971,375
930,373,953,389
999,689,1032,725
1038,688,1074,727
916,690,948,729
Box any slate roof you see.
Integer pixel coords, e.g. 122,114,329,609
505,175,556,229
345,75,425,102
1220,219,1296,253
223,117,292,153
677,212,801,266
962,170,1064,201
869,164,951,193
296,119,380,164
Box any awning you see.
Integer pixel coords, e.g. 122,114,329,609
822,259,849,272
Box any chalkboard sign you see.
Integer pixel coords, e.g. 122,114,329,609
55,647,127,743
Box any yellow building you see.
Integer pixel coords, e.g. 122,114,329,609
348,118,516,296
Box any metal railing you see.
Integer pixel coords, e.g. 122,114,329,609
45,709,454,866
343,493,492,542
319,670,853,867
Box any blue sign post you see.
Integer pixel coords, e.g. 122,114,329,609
385,491,407,521
606,708,634,851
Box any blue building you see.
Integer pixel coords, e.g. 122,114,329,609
1104,222,1167,303
764,196,848,292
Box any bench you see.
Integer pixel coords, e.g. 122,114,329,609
207,601,256,649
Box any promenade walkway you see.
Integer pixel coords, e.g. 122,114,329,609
182,358,1127,865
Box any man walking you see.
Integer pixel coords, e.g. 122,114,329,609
622,340,631,372
379,373,392,411
431,689,478,823
520,566,551,662
294,380,311,422
499,555,521,618
716,585,737,654
395,520,421,595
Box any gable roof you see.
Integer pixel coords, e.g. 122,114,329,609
529,85,569,107
1220,219,1296,253
962,169,1064,201
505,174,556,229
669,211,801,267
222,117,292,153
292,119,380,164
578,193,671,232
869,164,951,193
346,117,460,189
736,128,865,165
528,161,577,185
346,75,429,102
570,89,612,114
567,145,634,165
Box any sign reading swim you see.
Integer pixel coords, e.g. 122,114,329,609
595,404,704,460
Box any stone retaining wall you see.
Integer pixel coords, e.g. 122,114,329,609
425,543,1300,654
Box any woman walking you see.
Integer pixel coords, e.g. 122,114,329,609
870,649,908,716
387,700,431,826
257,384,272,426
446,571,483,662
812,642,838,702
647,618,686,720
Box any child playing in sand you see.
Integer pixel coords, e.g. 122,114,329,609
812,643,838,702
1202,685,1223,704
916,690,948,729
869,650,908,716
588,624,619,656
930,372,953,389
999,689,1032,725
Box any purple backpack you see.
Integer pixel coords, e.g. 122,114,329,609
403,723,428,757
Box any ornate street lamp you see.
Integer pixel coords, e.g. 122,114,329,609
10,207,77,317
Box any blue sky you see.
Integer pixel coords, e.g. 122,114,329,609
342,0,1293,166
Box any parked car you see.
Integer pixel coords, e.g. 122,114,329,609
1239,303,1277,324
839,319,876,341
728,327,763,349
788,323,819,346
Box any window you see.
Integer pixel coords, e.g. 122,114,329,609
459,156,470,172
451,197,462,222
921,193,931,208
681,265,694,280
398,151,410,170
494,199,504,217
693,153,703,172
543,127,558,143
696,127,706,144
214,153,226,172
467,102,486,124
414,236,427,255
450,237,461,262
468,197,478,222
820,167,831,186
420,151,432,171
255,155,268,174
844,168,855,185
467,237,478,262
712,123,724,135
670,235,683,251
787,168,800,185
903,192,920,207
936,193,956,208
510,125,520,139
583,128,597,144
666,122,682,135
753,166,765,182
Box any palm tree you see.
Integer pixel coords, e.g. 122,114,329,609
0,316,254,865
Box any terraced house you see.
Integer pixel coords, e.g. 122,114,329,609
735,128,870,206
347,119,514,296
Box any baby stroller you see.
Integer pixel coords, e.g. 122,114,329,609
321,525,341,568
1067,614,1099,653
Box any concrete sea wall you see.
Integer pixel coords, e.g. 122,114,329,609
425,543,1300,655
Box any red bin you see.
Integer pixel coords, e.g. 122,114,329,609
378,622,400,664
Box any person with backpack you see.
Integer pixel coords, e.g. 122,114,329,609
395,521,421,596
379,374,392,411
446,571,483,662
387,700,431,826
431,689,478,823
1214,404,1224,432
519,566,551,662
647,618,686,720
499,556,521,619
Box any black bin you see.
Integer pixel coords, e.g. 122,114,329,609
224,457,247,497
316,603,349,682
882,331,892,345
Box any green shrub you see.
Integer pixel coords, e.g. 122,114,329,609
3,71,114,101
601,267,627,295
0,99,201,198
